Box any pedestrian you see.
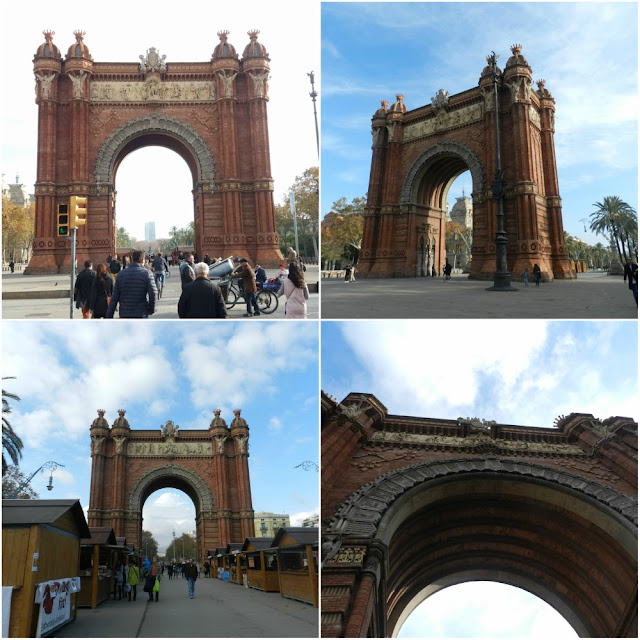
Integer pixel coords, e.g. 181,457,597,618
533,263,542,286
185,558,198,599
431,266,436,277
623,255,638,305
9,258,15,273
110,253,121,279
277,263,310,319
444,261,452,280
88,263,113,319
167,564,173,580
234,258,260,317
204,560,210,578
152,252,169,294
344,264,351,283
114,562,123,600
350,263,356,282
106,250,157,318
144,556,159,602
178,262,227,318
287,246,298,266
122,254,131,270
73,260,96,319
523,268,529,287
180,252,196,290
127,559,140,602
203,254,212,265
254,262,267,285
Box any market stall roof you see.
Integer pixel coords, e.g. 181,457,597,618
242,537,275,552
2,499,90,538
81,527,117,546
224,543,244,555
271,527,318,548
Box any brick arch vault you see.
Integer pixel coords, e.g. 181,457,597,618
321,392,638,638
358,46,575,281
27,32,283,274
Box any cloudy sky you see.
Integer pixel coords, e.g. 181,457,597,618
322,319,636,637
2,320,319,551
0,0,320,240
321,2,638,245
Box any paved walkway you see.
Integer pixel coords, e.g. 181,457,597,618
54,576,317,638
320,272,638,319
2,266,319,320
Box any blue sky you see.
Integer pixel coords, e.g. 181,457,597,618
3,321,319,551
322,319,638,426
322,318,636,637
321,2,638,246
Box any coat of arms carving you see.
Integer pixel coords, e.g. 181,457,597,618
139,47,167,73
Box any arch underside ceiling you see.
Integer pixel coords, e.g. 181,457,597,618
325,458,638,638
401,141,484,208
128,463,215,515
387,485,635,638
94,114,216,188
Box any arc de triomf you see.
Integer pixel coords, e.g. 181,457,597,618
359,45,574,281
88,408,254,561
26,29,282,274
321,392,637,638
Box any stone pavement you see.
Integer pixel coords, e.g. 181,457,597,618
2,266,319,320
320,271,638,319
54,575,318,638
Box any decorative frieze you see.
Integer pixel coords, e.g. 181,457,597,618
404,102,484,141
90,78,217,102
127,441,212,456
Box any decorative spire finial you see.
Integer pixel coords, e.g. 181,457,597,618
248,29,260,40
217,30,230,42
510,43,522,58
73,30,86,41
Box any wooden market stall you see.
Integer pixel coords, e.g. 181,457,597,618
77,527,116,608
272,527,318,607
222,543,245,585
242,537,279,592
212,547,227,580
2,499,90,638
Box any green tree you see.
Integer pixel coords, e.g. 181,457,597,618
589,197,637,266
2,377,23,475
275,167,319,260
2,465,38,499
2,196,35,263
141,530,159,560
321,196,366,267
116,226,136,248
167,532,197,561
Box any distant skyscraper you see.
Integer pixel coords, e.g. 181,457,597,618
144,222,156,242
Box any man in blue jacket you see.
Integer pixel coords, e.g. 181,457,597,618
106,249,157,318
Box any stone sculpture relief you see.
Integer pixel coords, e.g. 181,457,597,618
35,73,55,99
127,441,211,456
90,79,216,102
70,71,86,98
404,103,483,141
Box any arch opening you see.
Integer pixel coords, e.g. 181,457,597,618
379,471,637,639
142,487,197,562
396,580,580,638
114,145,194,248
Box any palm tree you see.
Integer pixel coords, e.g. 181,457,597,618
589,197,637,267
2,377,23,475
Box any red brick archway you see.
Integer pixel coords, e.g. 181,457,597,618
321,393,638,638
27,29,283,274
359,45,574,281
88,409,254,563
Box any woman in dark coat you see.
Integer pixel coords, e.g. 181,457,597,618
89,263,114,318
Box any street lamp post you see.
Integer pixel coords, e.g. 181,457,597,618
486,51,517,292
6,460,65,498
308,71,319,159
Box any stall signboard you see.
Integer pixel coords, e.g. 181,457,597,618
34,577,80,636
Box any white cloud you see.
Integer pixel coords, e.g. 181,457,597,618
268,416,282,434
289,509,319,527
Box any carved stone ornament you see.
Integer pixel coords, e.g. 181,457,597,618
139,47,167,73
113,435,127,454
35,72,55,99
91,435,105,455
161,420,179,439
431,88,450,108
324,545,366,565
70,71,87,99
127,441,211,457
235,434,249,454
214,436,227,454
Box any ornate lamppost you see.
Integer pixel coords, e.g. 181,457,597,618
486,51,517,292
308,71,319,159
5,460,65,498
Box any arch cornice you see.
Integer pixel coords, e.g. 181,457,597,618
324,457,638,545
128,463,214,512
94,114,216,187
400,140,484,204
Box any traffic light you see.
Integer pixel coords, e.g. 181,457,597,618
69,195,87,228
57,204,69,237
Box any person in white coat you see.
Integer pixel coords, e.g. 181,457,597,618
277,263,309,319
